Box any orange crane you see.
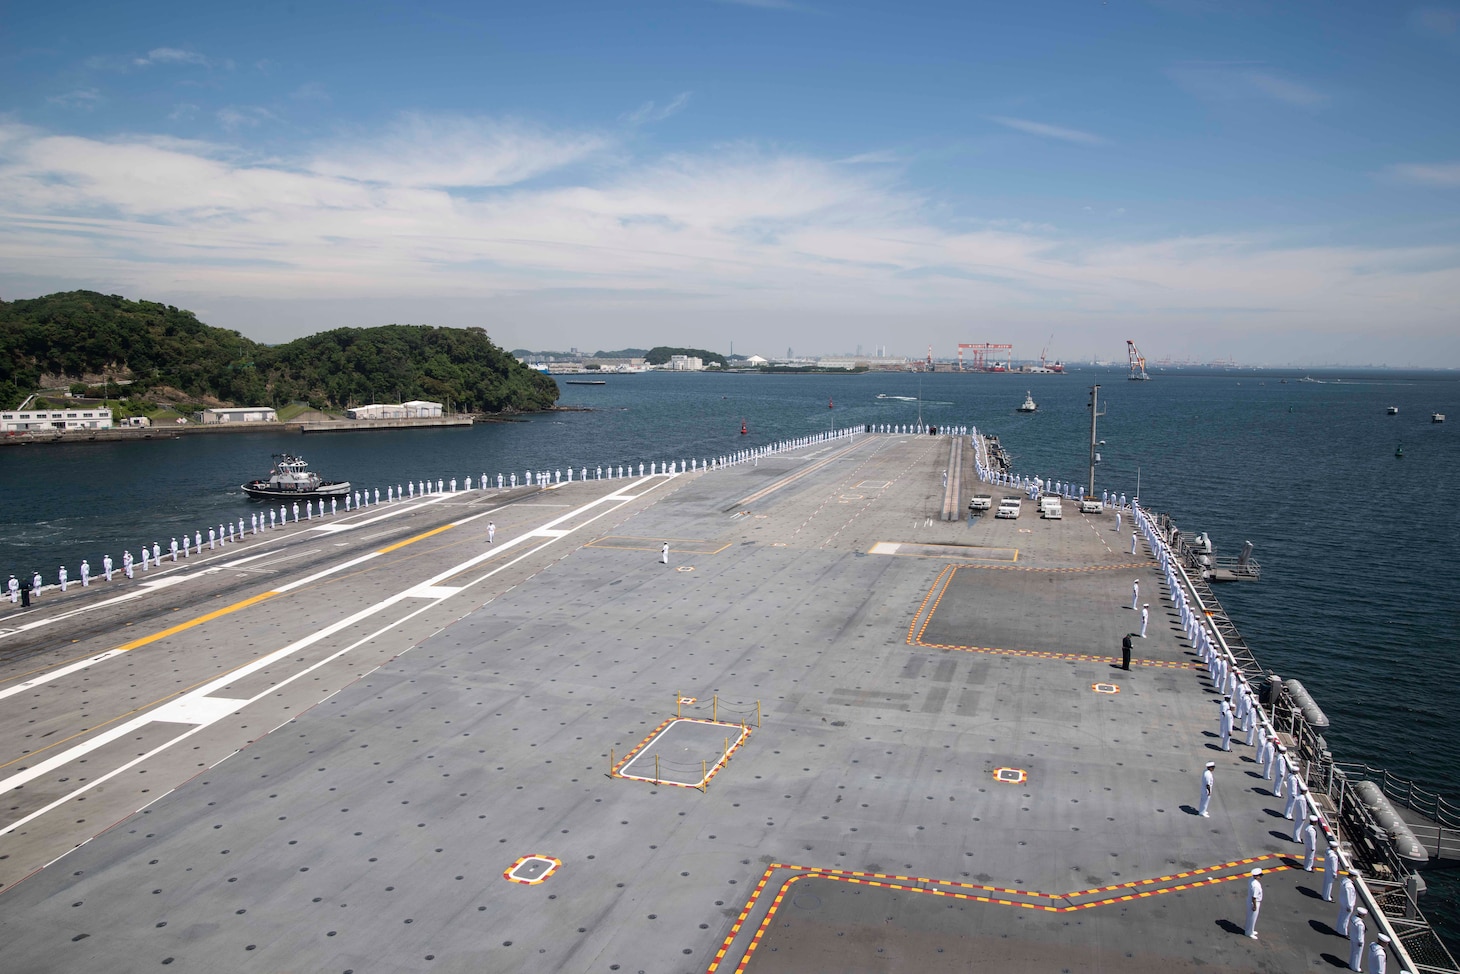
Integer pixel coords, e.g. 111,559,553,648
1127,340,1150,381
957,343,1013,372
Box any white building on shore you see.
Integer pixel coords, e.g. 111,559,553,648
0,407,113,432
199,407,278,424
347,400,443,420
665,355,704,371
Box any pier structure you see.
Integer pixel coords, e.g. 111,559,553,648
0,428,1453,972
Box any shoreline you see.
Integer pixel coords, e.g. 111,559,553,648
0,410,590,445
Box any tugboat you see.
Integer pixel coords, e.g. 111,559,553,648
241,455,351,500
1017,391,1038,413
1387,406,1399,415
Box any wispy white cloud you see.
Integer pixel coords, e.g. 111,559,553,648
290,82,331,105
1383,162,1460,186
1168,63,1326,108
709,0,804,10
0,118,1455,362
986,115,1106,145
622,92,692,126
47,89,102,111
168,103,200,122
216,106,277,131
86,46,231,73
1242,70,1325,107
135,47,222,69
835,149,904,166
308,113,608,188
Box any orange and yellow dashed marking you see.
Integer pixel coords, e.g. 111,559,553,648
502,854,561,885
611,716,752,791
705,854,1296,973
906,565,1196,669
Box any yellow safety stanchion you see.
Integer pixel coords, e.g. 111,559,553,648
676,693,682,719
609,747,615,778
756,700,761,727
654,754,660,785
713,694,718,722
701,760,708,793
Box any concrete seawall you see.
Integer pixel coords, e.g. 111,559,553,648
1,415,478,445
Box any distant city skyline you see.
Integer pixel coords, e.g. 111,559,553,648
2,2,1459,367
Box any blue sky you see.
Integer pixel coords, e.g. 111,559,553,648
2,1,1458,365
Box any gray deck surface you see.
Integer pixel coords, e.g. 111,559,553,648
0,434,1347,972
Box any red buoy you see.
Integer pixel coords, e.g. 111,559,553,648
740,420,748,435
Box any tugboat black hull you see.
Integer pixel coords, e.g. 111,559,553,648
241,481,351,500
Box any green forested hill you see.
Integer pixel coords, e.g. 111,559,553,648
0,291,557,412
263,325,556,413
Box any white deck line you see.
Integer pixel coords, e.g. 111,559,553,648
0,477,670,837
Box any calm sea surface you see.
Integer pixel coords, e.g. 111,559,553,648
3,367,1458,930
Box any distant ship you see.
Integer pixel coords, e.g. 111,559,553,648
876,394,918,402
241,455,350,500
1017,391,1038,413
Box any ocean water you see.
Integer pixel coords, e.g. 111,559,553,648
2,367,1458,929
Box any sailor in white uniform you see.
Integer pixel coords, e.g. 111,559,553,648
170,537,179,561
208,527,216,550
1337,869,1359,932
103,554,113,581
487,522,495,544
58,565,68,592
1131,579,1140,610
1292,785,1312,841
1285,765,1303,819
1302,815,1320,871
1131,532,1138,554
1140,604,1149,638
1245,868,1263,939
1369,932,1390,974
1219,696,1233,751
1319,838,1341,898
1349,906,1368,971
80,560,90,587
123,551,134,579
7,574,18,603
661,542,669,566
1199,761,1215,817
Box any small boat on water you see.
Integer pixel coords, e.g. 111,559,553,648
1387,406,1399,415
1396,444,1405,458
565,380,606,386
1017,391,1038,413
1434,413,1446,423
241,455,351,500
876,394,918,402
